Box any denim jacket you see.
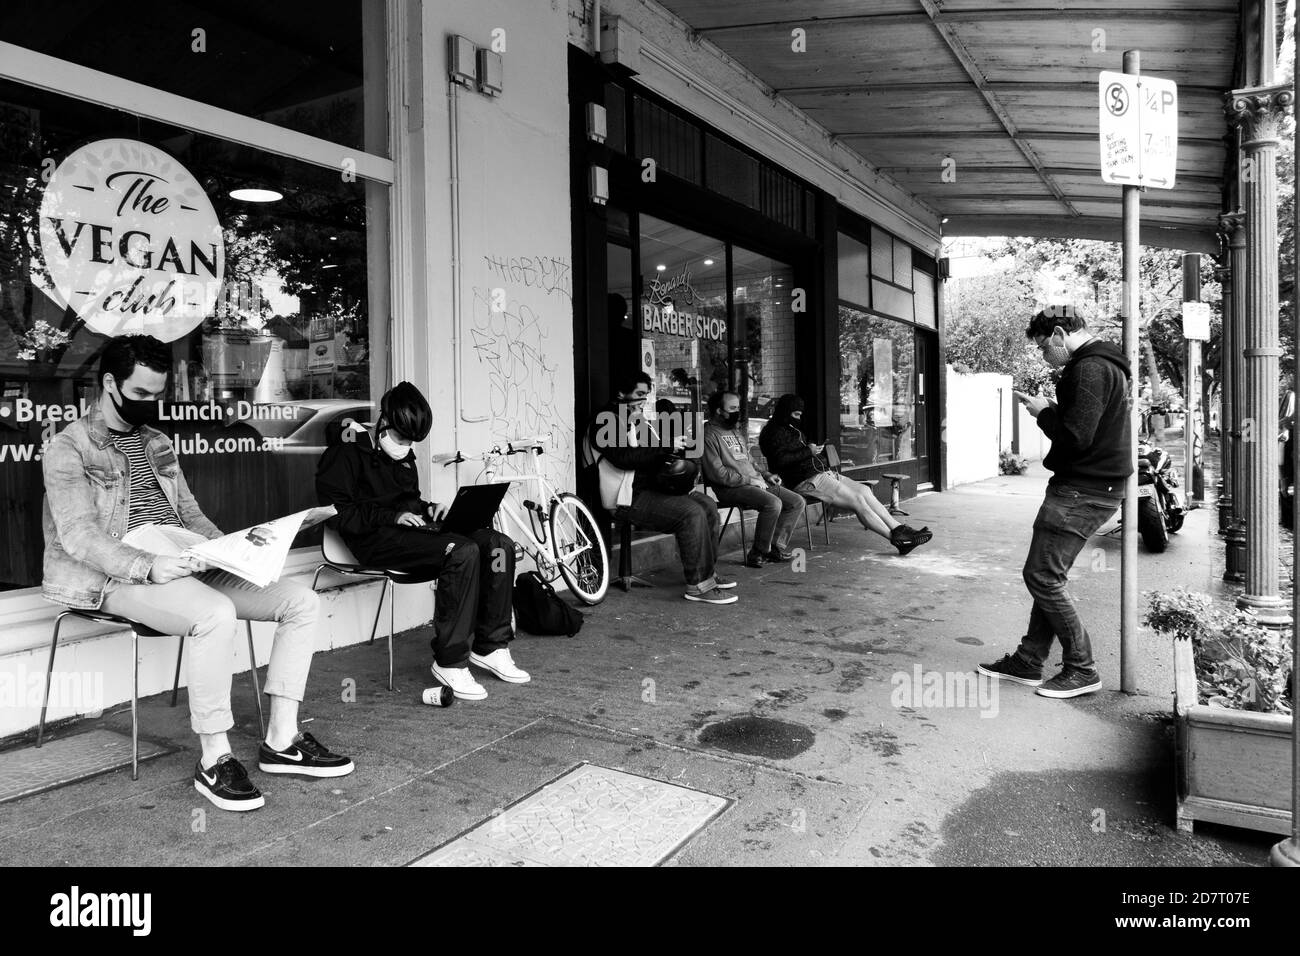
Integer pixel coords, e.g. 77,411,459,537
41,402,221,608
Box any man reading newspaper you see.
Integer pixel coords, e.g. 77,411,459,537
41,335,354,813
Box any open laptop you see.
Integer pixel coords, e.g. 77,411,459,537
432,482,511,536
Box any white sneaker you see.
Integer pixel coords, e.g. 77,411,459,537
430,662,487,700
469,648,531,684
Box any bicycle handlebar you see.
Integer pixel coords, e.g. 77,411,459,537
433,436,549,465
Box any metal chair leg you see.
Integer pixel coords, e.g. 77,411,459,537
386,578,395,692
246,621,265,738
367,577,387,647
740,510,747,554
37,611,71,748
131,629,139,782
803,507,813,551
170,634,186,707
821,503,830,545
311,565,326,592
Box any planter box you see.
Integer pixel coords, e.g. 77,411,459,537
1173,637,1293,835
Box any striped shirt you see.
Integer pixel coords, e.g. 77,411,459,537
109,429,182,531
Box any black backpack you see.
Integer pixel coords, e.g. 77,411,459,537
513,572,584,636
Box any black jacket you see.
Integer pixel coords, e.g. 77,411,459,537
1037,338,1133,495
315,427,431,544
587,400,670,493
759,421,820,487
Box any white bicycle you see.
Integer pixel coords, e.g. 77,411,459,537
433,436,610,604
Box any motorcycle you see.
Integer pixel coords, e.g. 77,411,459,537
1136,437,1185,552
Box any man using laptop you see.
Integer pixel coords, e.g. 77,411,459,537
315,382,529,700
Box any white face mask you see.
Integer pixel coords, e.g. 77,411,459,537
377,429,411,461
1040,332,1071,368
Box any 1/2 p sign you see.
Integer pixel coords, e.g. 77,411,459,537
1099,71,1178,188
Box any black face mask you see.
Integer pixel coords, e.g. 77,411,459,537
108,382,161,428
721,411,741,428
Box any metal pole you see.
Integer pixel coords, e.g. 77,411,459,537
1269,10,1300,869
1120,49,1140,695
1183,254,1204,506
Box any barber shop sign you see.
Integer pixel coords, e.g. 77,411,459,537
38,139,224,342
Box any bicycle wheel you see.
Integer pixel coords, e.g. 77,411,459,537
549,492,609,604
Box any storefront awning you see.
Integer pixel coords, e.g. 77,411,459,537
655,0,1270,253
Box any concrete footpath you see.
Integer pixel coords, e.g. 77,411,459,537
0,467,1280,866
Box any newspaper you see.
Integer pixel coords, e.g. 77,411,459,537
122,506,336,588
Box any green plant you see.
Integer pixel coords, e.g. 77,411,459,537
999,449,1028,475
1145,588,1293,714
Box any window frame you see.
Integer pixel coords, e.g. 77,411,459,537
0,17,397,610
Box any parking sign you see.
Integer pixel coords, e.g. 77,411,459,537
1099,71,1178,188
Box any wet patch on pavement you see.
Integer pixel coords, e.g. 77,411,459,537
956,636,984,646
697,716,816,759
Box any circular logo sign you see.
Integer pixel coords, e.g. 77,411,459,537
39,139,224,342
1105,82,1129,117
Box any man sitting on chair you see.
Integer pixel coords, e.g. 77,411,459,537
315,381,528,701
42,335,353,814
701,390,804,568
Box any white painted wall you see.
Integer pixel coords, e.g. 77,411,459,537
944,366,1013,488
1017,404,1051,462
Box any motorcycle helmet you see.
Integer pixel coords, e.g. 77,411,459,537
379,381,432,442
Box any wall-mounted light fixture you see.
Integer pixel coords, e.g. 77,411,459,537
587,103,607,143
589,166,609,205
476,48,503,96
447,35,476,86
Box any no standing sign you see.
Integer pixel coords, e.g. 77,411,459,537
1099,71,1178,188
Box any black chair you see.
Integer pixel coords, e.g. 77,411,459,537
612,515,655,591
37,608,265,781
310,526,438,691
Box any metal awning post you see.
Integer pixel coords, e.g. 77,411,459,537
1119,50,1141,695
1269,8,1300,869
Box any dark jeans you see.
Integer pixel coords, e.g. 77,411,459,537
618,489,718,587
1013,484,1120,675
713,482,805,553
349,525,515,667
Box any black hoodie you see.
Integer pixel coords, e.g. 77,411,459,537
1036,338,1133,495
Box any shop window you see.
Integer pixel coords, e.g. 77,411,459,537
892,238,913,289
733,245,796,446
636,215,726,443
913,270,936,329
837,233,871,309
0,1,387,156
837,306,915,468
871,279,914,322
633,97,701,185
705,135,759,209
0,81,387,591
870,225,892,279
604,82,627,155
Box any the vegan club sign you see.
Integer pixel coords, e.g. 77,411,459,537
39,139,224,342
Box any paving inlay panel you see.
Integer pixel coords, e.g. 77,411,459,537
0,730,172,804
410,763,729,867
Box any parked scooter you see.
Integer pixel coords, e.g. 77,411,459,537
1136,437,1185,552
1280,390,1294,530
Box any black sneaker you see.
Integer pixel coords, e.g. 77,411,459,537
258,732,355,778
744,550,765,568
1036,668,1103,699
194,754,265,812
977,653,1044,687
766,547,794,563
891,525,933,555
